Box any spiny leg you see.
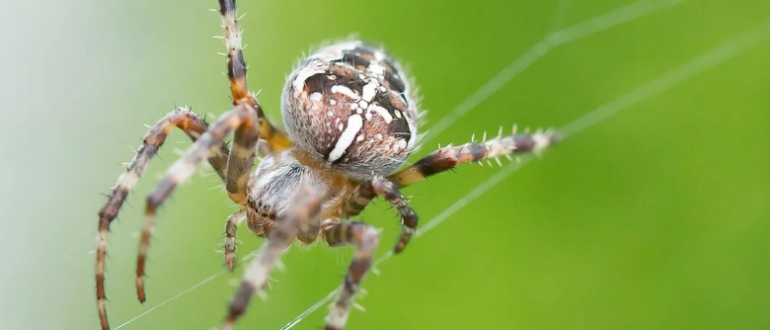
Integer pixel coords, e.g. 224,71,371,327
388,127,560,187
136,104,257,303
342,179,376,217
371,177,418,253
220,187,323,330
224,107,260,205
218,0,291,152
321,219,380,330
95,107,229,330
224,208,247,271
342,177,416,253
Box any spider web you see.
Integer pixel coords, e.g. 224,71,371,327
422,0,689,142
110,1,770,329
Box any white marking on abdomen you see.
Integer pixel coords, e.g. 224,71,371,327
331,85,361,101
393,139,407,152
406,121,418,150
368,62,385,77
362,83,377,102
329,115,363,162
292,64,324,97
367,104,392,123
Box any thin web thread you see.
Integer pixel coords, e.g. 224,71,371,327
548,0,575,33
113,273,222,330
422,0,690,143
108,0,722,328
111,249,265,330
279,17,770,330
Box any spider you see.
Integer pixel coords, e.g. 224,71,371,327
95,1,558,329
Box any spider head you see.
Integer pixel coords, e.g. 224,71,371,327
281,41,419,179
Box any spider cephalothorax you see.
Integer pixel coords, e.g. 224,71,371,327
94,1,557,330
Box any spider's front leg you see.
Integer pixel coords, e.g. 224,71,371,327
220,187,323,330
388,128,560,187
96,107,229,330
223,208,247,270
321,219,381,330
218,0,291,152
136,104,258,302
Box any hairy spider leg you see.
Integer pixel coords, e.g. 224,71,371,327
224,108,260,205
342,176,417,252
218,0,291,152
370,177,418,253
96,107,230,330
321,219,381,330
220,186,324,330
137,104,258,304
388,128,560,187
342,179,376,216
224,208,248,270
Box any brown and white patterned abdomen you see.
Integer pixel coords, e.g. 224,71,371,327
281,41,419,179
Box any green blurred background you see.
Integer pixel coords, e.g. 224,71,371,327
2,0,769,329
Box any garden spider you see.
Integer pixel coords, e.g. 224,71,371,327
95,0,558,329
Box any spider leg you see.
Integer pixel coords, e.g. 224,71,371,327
220,186,323,330
388,128,560,187
218,0,292,152
136,104,257,303
342,180,376,217
371,177,418,253
96,107,229,330
342,177,417,253
321,219,380,330
224,208,247,271
224,107,260,205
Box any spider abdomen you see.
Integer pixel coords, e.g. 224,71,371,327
282,41,419,179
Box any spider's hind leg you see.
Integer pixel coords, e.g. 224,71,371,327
321,219,381,330
220,186,324,330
